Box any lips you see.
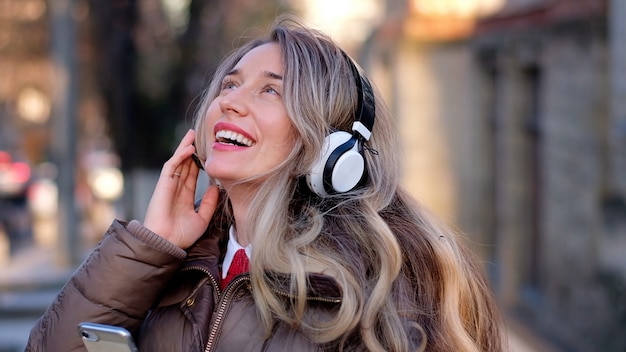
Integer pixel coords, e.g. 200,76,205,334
215,130,255,147
213,122,256,147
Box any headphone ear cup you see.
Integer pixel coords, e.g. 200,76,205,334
306,131,365,197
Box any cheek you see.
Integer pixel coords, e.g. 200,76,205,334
275,127,298,159
202,102,221,144
275,109,295,137
205,101,221,124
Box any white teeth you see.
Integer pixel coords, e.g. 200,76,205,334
215,130,255,147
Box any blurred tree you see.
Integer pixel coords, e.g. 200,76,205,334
87,0,139,171
86,0,293,171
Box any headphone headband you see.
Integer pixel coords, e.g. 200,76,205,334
342,51,375,140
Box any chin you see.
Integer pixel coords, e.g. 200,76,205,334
205,169,236,185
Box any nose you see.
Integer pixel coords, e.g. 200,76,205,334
218,87,249,116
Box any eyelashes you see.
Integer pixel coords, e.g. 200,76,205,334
220,78,281,96
221,79,238,91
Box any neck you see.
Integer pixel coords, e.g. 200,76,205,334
222,183,258,247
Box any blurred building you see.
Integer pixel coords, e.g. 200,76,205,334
474,0,625,350
0,0,125,264
0,0,50,169
0,0,51,156
0,0,50,257
362,0,625,350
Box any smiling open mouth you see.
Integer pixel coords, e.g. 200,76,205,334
215,130,256,147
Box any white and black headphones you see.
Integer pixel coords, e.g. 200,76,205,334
305,52,376,197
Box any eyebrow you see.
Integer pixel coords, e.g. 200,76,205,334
225,69,283,81
263,71,283,80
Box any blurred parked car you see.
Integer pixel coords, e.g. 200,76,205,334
0,150,33,253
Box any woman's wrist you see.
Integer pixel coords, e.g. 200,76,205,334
127,220,187,259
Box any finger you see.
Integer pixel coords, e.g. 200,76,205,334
196,185,220,222
180,141,202,177
173,129,196,155
165,145,196,180
175,153,193,181
175,157,199,198
165,130,197,177
184,156,200,188
174,140,202,185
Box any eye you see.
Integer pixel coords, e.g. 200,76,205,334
262,85,281,96
221,79,237,91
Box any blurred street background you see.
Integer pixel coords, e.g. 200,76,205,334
1,0,625,351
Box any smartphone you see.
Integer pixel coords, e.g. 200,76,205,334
77,322,138,352
192,141,204,170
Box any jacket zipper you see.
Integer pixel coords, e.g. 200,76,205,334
270,287,341,304
205,275,249,352
181,266,342,351
181,265,221,293
181,265,234,352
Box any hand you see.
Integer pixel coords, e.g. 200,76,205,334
143,129,220,249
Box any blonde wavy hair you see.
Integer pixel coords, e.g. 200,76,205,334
194,15,504,352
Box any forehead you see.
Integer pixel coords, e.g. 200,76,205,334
233,43,283,73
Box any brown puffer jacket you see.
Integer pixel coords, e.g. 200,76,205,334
25,220,344,352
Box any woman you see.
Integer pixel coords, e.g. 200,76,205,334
27,16,505,352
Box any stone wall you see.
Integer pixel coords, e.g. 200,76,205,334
365,0,626,349
473,6,626,350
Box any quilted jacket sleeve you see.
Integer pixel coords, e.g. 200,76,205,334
25,219,187,352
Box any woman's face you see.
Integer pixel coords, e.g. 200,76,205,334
202,43,296,186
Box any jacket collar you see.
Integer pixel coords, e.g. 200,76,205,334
182,231,342,302
265,272,342,303
182,229,226,281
